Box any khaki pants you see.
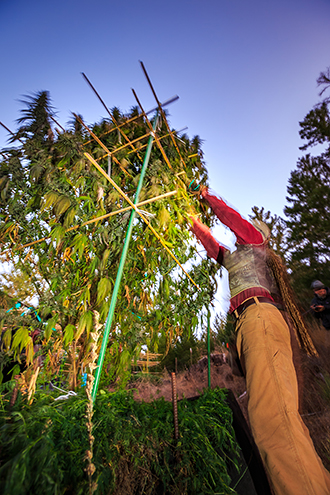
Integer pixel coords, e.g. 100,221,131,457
235,300,330,495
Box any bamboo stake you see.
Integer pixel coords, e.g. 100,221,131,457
0,121,24,144
94,131,150,162
73,114,132,178
140,61,187,168
82,72,142,158
49,115,66,133
131,89,173,170
13,191,177,251
84,152,199,289
83,95,179,146
99,131,150,155
96,128,186,161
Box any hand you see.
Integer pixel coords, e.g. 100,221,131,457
187,181,208,200
188,180,201,195
312,305,325,312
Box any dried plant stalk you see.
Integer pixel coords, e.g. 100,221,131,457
84,310,102,495
27,366,40,404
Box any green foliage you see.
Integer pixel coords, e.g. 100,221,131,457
158,333,200,372
285,154,330,298
212,314,236,348
0,349,22,384
0,91,217,387
0,388,240,495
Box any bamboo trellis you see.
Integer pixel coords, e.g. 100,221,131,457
1,62,207,400
77,65,202,400
12,191,178,252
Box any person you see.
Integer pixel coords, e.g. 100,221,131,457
310,280,330,330
189,186,330,495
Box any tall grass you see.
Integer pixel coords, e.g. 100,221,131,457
0,387,240,495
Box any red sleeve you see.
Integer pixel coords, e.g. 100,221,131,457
202,189,263,245
190,216,225,263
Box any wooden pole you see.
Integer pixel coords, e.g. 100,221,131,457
131,89,173,170
83,95,179,146
73,114,132,178
82,72,142,158
139,61,187,168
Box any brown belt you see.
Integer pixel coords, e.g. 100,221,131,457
233,296,275,320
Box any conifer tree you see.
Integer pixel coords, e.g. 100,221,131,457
285,67,330,300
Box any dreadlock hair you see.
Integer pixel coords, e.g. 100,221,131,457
266,246,318,357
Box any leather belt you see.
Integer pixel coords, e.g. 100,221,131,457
233,296,275,320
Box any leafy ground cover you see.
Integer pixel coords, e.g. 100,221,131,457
0,387,243,495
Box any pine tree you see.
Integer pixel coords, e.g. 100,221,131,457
285,67,330,300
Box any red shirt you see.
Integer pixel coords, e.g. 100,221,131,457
191,189,274,312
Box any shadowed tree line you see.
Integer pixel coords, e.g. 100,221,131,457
251,66,330,311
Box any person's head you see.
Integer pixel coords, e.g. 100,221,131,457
311,280,327,299
251,219,270,243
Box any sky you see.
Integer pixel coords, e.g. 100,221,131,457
1,0,330,313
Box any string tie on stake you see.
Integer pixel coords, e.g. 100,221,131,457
136,208,155,219
50,382,78,401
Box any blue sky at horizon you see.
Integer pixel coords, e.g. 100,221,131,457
1,0,330,313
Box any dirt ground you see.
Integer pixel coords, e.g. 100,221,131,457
131,351,248,419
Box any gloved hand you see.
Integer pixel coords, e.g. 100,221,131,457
188,179,200,192
188,180,207,198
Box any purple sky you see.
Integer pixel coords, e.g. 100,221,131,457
1,0,330,311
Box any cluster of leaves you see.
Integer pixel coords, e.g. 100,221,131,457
0,387,241,495
0,91,217,387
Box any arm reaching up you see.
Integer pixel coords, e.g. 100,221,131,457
189,215,225,264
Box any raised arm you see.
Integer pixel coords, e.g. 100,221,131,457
201,189,263,245
189,216,225,264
